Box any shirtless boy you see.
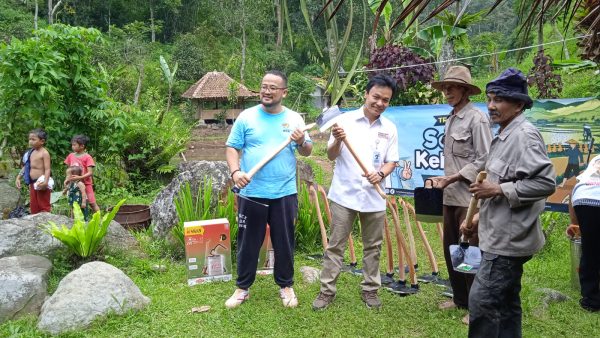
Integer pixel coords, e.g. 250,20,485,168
15,129,52,214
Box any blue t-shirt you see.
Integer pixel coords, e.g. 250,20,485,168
226,105,310,198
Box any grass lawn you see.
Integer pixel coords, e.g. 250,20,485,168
2,211,600,337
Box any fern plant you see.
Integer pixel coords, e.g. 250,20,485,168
44,199,126,259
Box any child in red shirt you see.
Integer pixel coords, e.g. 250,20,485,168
64,135,100,212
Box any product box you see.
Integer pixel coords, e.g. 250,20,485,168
184,218,233,286
256,224,274,275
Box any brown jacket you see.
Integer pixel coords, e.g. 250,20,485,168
443,102,493,207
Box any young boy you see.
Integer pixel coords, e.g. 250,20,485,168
15,129,52,214
64,135,99,212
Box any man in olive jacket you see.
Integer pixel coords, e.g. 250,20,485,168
464,68,556,338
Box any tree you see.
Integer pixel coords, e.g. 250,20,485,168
0,24,126,160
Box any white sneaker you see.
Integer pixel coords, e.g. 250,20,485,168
225,288,249,309
280,287,298,308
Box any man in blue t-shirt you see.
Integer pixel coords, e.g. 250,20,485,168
225,70,312,309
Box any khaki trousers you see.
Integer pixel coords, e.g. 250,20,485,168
319,201,386,295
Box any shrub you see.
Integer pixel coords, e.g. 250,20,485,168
527,50,563,99
44,199,126,259
366,45,439,105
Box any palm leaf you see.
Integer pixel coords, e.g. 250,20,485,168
332,0,367,105
300,0,324,58
325,0,354,93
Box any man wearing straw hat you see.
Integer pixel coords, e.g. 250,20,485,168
466,68,556,337
430,65,493,324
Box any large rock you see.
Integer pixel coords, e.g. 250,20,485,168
151,161,230,237
0,178,19,219
0,213,138,259
37,261,150,335
0,255,52,323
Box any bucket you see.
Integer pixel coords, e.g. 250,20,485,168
570,238,582,290
109,204,152,231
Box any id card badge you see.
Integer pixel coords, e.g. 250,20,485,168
372,150,382,171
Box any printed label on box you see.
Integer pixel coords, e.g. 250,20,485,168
184,218,233,285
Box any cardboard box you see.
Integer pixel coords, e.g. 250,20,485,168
184,218,233,286
256,224,274,275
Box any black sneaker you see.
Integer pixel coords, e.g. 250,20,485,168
388,282,419,296
381,273,395,286
418,272,439,283
312,292,335,310
441,287,453,298
361,290,382,309
433,277,451,288
385,279,406,292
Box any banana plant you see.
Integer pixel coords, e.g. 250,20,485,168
158,55,178,125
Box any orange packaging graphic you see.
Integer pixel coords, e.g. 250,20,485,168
184,218,233,286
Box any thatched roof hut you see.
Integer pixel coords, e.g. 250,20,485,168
181,71,259,122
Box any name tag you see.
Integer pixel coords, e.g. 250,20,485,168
378,132,389,139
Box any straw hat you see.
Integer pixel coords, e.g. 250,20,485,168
431,66,481,96
567,139,579,144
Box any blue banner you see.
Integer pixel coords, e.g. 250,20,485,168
376,98,600,212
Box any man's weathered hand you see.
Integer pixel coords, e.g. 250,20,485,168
460,212,479,239
291,128,305,146
469,180,502,199
429,176,452,189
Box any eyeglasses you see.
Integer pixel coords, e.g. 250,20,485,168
260,85,287,92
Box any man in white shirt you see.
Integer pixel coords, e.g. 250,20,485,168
313,74,399,310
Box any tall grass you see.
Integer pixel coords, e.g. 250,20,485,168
295,182,325,252
172,177,238,248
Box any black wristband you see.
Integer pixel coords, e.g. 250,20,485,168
230,169,240,179
377,171,385,179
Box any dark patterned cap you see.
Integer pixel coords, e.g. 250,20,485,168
486,68,533,109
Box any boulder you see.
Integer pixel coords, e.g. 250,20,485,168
0,255,52,323
151,161,230,237
0,178,19,219
37,261,150,335
0,212,138,259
